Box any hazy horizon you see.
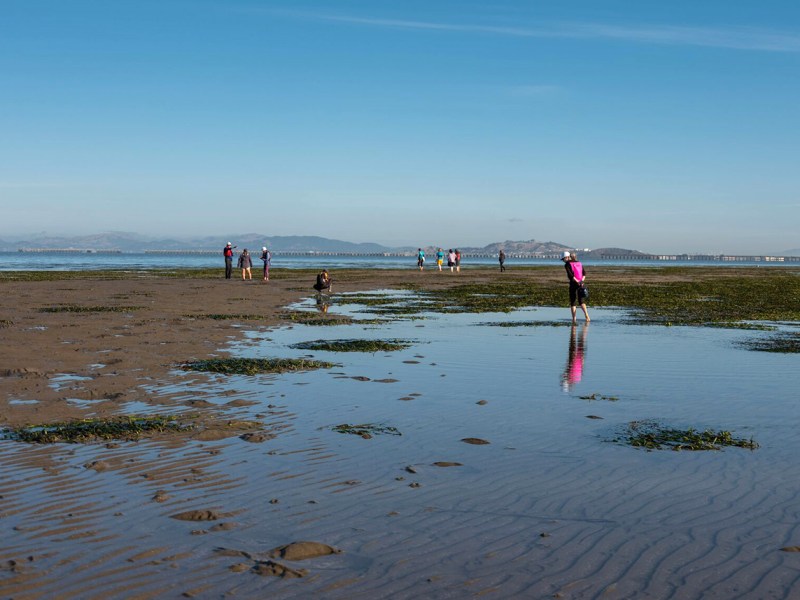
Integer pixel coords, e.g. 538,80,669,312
3,1,798,255
0,229,798,256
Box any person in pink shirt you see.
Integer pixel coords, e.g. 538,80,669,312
562,251,590,324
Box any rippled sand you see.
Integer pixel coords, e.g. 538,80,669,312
2,271,799,599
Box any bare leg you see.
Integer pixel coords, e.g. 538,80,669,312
570,305,577,324
581,303,590,322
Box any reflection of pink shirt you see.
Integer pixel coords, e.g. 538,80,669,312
567,349,584,384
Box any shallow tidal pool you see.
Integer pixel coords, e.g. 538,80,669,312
3,291,799,599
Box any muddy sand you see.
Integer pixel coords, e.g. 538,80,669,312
2,267,799,599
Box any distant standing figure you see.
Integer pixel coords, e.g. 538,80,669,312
436,248,444,271
313,269,332,293
417,248,425,271
499,250,506,272
260,246,271,281
562,251,590,324
223,242,235,279
238,248,253,280
455,249,461,273
447,249,456,272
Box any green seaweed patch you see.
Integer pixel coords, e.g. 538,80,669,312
40,305,143,313
279,311,352,326
332,423,401,439
480,320,572,328
291,339,412,352
0,319,12,328
579,393,619,401
738,332,800,353
613,420,758,451
700,322,778,331
180,357,336,375
4,415,191,444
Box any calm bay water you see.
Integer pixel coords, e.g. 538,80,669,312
0,251,794,271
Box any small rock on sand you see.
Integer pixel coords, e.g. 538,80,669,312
432,462,462,467
170,509,221,521
268,541,342,561
461,437,490,445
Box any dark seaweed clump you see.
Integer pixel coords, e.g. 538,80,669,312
0,319,11,328
738,332,800,353
40,305,143,313
332,423,402,439
291,339,412,352
180,357,336,375
5,415,190,444
580,393,619,401
614,420,758,451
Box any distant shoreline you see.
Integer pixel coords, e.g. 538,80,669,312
10,248,800,263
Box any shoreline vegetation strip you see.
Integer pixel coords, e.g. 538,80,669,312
1,266,798,326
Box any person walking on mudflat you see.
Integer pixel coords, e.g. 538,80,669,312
313,269,332,293
447,249,456,273
223,242,235,279
499,250,506,272
238,248,253,280
417,248,425,271
562,251,590,324
260,246,271,282
436,248,444,271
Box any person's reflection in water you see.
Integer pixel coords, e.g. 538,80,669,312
315,295,330,314
561,324,589,392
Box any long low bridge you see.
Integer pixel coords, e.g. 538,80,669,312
15,248,800,262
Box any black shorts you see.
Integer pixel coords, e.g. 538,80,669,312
569,283,585,306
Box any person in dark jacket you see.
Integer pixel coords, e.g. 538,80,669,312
260,246,271,282
499,250,506,272
313,269,332,293
223,242,235,279
238,248,253,280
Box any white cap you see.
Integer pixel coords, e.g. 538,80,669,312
262,246,267,251
562,251,570,259
227,242,232,246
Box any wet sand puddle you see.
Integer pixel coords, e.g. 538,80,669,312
2,291,800,599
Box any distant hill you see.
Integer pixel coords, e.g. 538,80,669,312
459,239,572,255
582,247,648,259
4,232,400,253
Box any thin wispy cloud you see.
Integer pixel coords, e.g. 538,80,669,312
273,10,800,53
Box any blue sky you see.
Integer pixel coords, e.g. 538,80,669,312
1,0,798,253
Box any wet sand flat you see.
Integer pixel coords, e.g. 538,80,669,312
1,268,800,599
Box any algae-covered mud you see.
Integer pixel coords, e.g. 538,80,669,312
1,269,799,599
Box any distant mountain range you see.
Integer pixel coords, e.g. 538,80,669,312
0,232,796,257
0,232,582,255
